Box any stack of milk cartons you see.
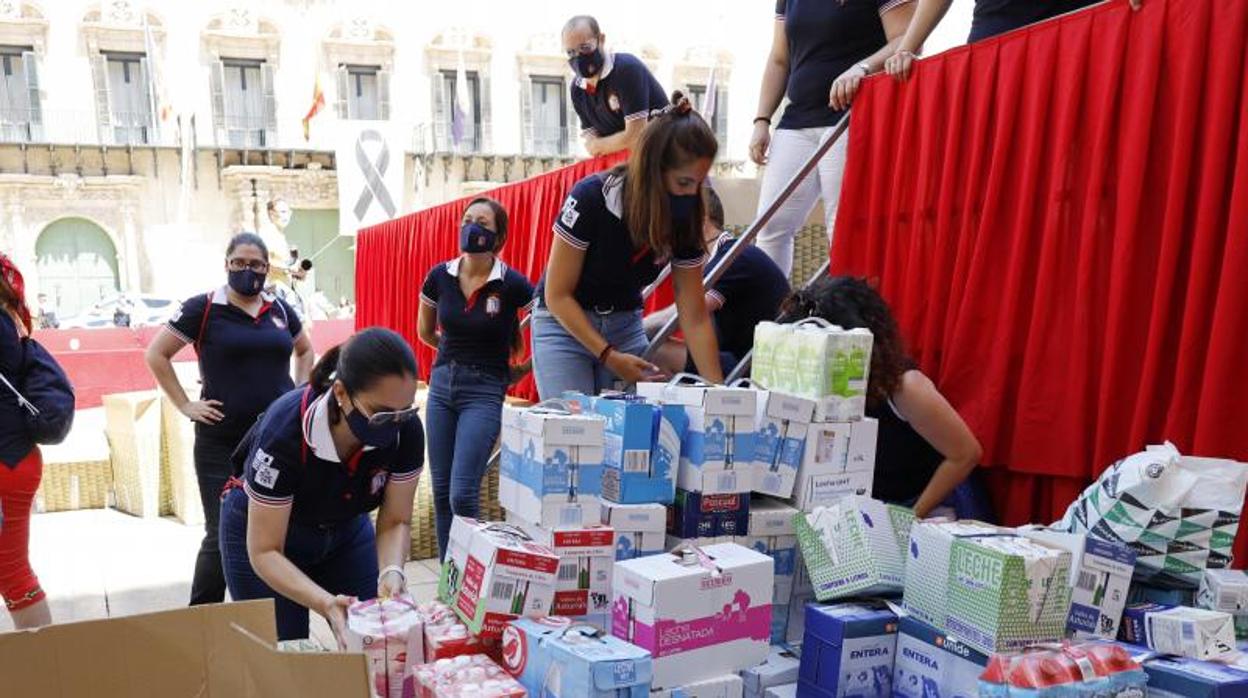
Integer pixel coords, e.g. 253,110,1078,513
516,521,616,627
734,496,801,644
603,500,666,561
499,401,605,529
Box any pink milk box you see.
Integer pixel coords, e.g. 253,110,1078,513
345,596,426,698
612,541,773,690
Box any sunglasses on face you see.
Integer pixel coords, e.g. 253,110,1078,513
228,258,269,273
565,41,599,59
352,397,420,427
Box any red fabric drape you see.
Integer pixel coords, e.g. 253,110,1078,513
355,154,628,401
830,0,1248,559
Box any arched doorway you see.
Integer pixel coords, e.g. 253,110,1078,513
35,217,120,318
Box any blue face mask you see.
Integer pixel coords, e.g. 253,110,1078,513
345,400,401,448
668,193,700,226
459,222,498,253
227,269,265,297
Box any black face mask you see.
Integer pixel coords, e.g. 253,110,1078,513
459,222,498,253
228,269,265,297
669,193,700,225
570,47,606,79
345,402,401,448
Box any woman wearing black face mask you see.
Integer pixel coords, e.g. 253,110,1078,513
146,232,314,606
417,197,534,559
218,328,423,645
531,92,724,399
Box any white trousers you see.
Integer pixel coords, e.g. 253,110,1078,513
753,124,850,279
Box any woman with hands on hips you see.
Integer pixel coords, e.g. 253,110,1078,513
530,92,725,399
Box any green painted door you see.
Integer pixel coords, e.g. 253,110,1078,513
35,217,120,317
285,209,355,305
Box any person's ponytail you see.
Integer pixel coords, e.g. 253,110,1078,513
308,345,342,394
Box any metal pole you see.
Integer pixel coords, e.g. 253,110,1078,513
641,114,850,362
723,258,830,385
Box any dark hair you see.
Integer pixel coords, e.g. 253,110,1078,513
309,327,419,422
226,232,269,259
779,276,910,407
616,90,719,258
562,14,601,37
704,186,725,230
465,197,509,250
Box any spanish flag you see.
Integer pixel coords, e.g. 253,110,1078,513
301,74,326,141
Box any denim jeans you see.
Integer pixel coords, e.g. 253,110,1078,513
425,362,507,560
190,431,238,606
218,487,378,641
530,307,647,401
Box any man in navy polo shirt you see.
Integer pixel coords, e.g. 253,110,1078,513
563,15,670,157
644,187,790,378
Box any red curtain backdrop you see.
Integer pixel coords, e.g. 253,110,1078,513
355,154,628,401
830,0,1248,558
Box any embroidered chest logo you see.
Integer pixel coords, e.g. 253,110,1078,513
251,448,279,488
607,92,621,113
272,314,287,330
485,294,501,316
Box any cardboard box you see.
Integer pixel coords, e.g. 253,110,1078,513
794,496,914,601
602,500,668,561
891,615,991,698
651,673,745,698
944,535,1073,654
1199,570,1248,614
763,684,796,698
499,404,526,483
667,535,736,550
750,390,815,498
1121,604,1237,660
500,406,605,528
1022,528,1137,640
669,489,750,538
612,542,772,689
500,618,652,697
104,390,163,518
636,380,756,495
902,520,1002,630
797,602,899,697
1138,652,1248,697
790,419,878,512
0,599,370,698
442,517,561,639
517,522,615,621
741,647,800,698
735,499,799,639
587,393,687,505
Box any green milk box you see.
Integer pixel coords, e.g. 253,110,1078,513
793,496,915,602
944,535,1073,655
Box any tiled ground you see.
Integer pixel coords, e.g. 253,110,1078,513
0,508,439,648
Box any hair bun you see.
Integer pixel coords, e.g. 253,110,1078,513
668,91,693,116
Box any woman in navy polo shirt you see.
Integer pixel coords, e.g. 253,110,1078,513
220,328,423,644
146,232,314,606
531,93,725,399
417,197,534,559
750,0,916,277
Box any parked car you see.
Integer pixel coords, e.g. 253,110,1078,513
58,294,179,329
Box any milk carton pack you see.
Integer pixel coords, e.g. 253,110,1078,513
793,496,915,601
749,388,816,498
1198,570,1248,638
499,404,526,484
669,489,750,538
944,535,1073,654
798,602,899,697
612,542,772,689
790,419,878,512
441,517,561,639
585,393,686,505
815,327,873,423
751,322,793,396
516,521,615,624
1125,649,1248,697
602,501,667,561
1022,528,1137,640
651,674,745,698
735,497,799,641
903,520,1002,630
636,377,756,495
741,647,800,698
1120,603,1237,660
500,405,605,528
345,597,426,698
892,615,991,698
500,617,653,698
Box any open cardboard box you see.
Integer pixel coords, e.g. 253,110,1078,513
0,600,370,698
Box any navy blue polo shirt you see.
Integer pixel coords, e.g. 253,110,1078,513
167,287,303,442
0,312,34,468
704,233,791,362
239,388,423,526
968,0,1097,42
420,257,535,377
571,52,670,139
775,0,910,130
536,172,707,312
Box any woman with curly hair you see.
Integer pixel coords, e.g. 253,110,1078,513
781,276,981,517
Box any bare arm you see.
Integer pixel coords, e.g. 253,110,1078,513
830,3,918,110
885,0,954,79
750,19,790,166
585,118,646,157
892,370,983,518
375,476,418,596
417,301,439,350
292,330,314,384
145,328,223,424
672,266,723,384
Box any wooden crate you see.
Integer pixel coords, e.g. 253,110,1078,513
34,457,112,513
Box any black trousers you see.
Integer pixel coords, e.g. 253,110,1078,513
189,431,239,606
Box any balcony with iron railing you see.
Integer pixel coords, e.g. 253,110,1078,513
0,108,177,147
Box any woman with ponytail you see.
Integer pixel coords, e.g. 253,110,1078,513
218,327,423,645
532,92,725,398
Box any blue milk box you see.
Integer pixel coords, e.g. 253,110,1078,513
602,501,667,561
669,489,750,538
1095,640,1248,697
590,394,687,505
500,406,606,527
892,616,990,698
501,618,653,697
798,603,899,698
637,379,756,495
